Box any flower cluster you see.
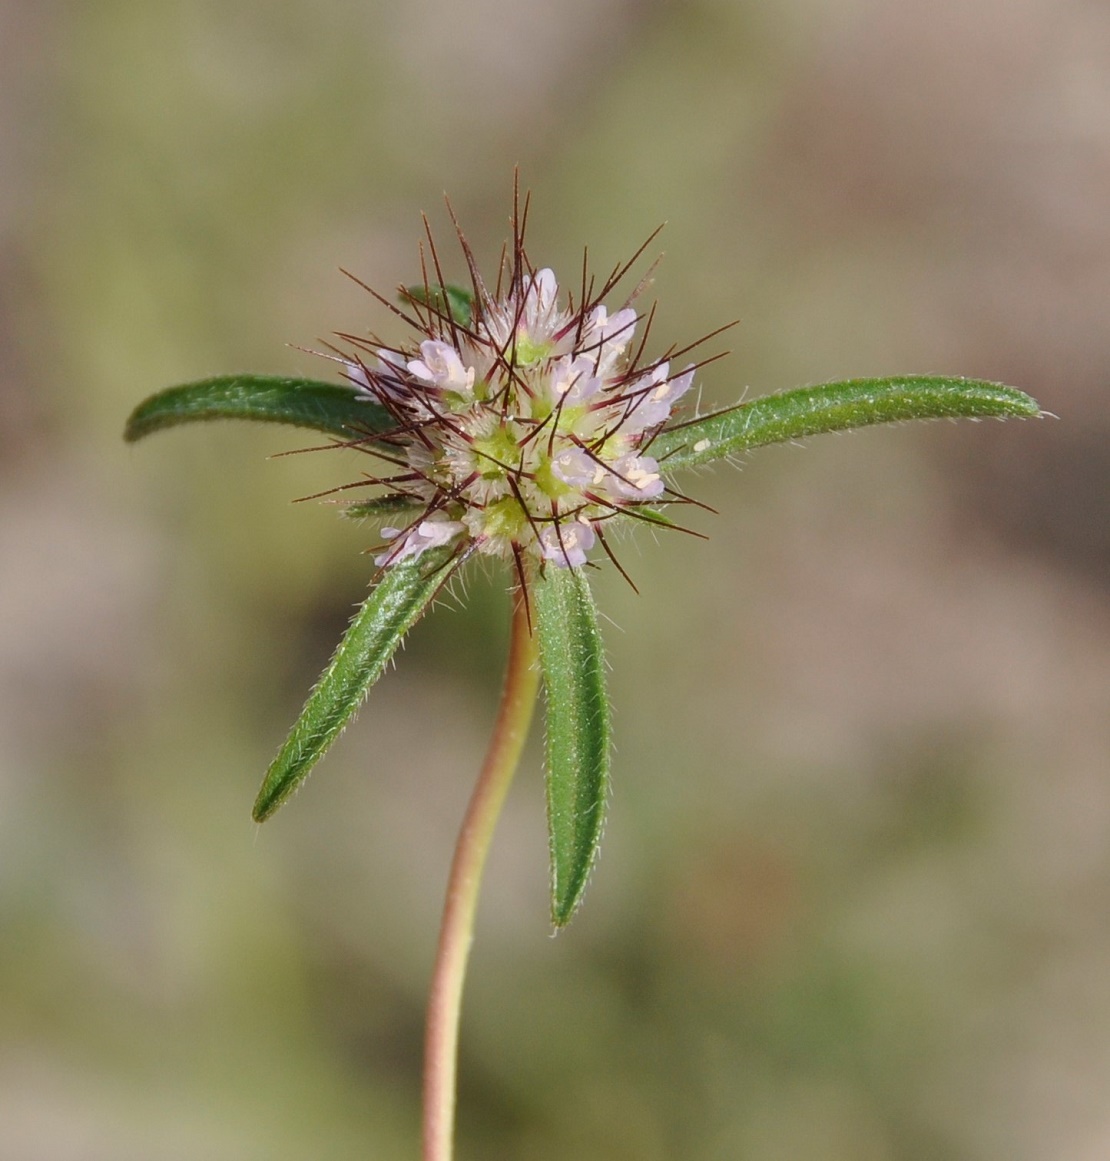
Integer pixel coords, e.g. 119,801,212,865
342,257,696,573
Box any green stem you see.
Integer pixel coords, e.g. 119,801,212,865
422,591,540,1161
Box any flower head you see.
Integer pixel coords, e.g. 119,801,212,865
336,214,699,587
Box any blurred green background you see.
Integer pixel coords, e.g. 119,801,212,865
2,1,1109,1158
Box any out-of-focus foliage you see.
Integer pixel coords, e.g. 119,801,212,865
2,1,1109,1158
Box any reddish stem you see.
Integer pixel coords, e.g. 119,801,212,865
421,591,540,1161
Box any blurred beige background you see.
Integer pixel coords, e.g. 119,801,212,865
1,1,1108,1158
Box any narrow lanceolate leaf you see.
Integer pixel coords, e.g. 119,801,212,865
534,566,611,927
341,494,425,521
252,547,458,822
124,375,396,444
653,377,1041,471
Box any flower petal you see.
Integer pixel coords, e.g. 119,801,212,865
539,520,596,568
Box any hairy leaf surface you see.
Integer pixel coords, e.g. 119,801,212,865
654,376,1040,470
535,566,611,927
125,375,395,443
253,547,457,822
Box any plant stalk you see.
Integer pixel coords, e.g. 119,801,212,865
421,591,540,1161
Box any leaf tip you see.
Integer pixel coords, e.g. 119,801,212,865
251,779,284,823
550,896,581,929
251,753,307,823
1003,388,1043,418
122,401,153,443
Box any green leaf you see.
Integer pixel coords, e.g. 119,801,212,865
341,494,425,521
401,284,474,329
252,546,459,822
653,376,1041,471
534,565,611,927
125,375,396,443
